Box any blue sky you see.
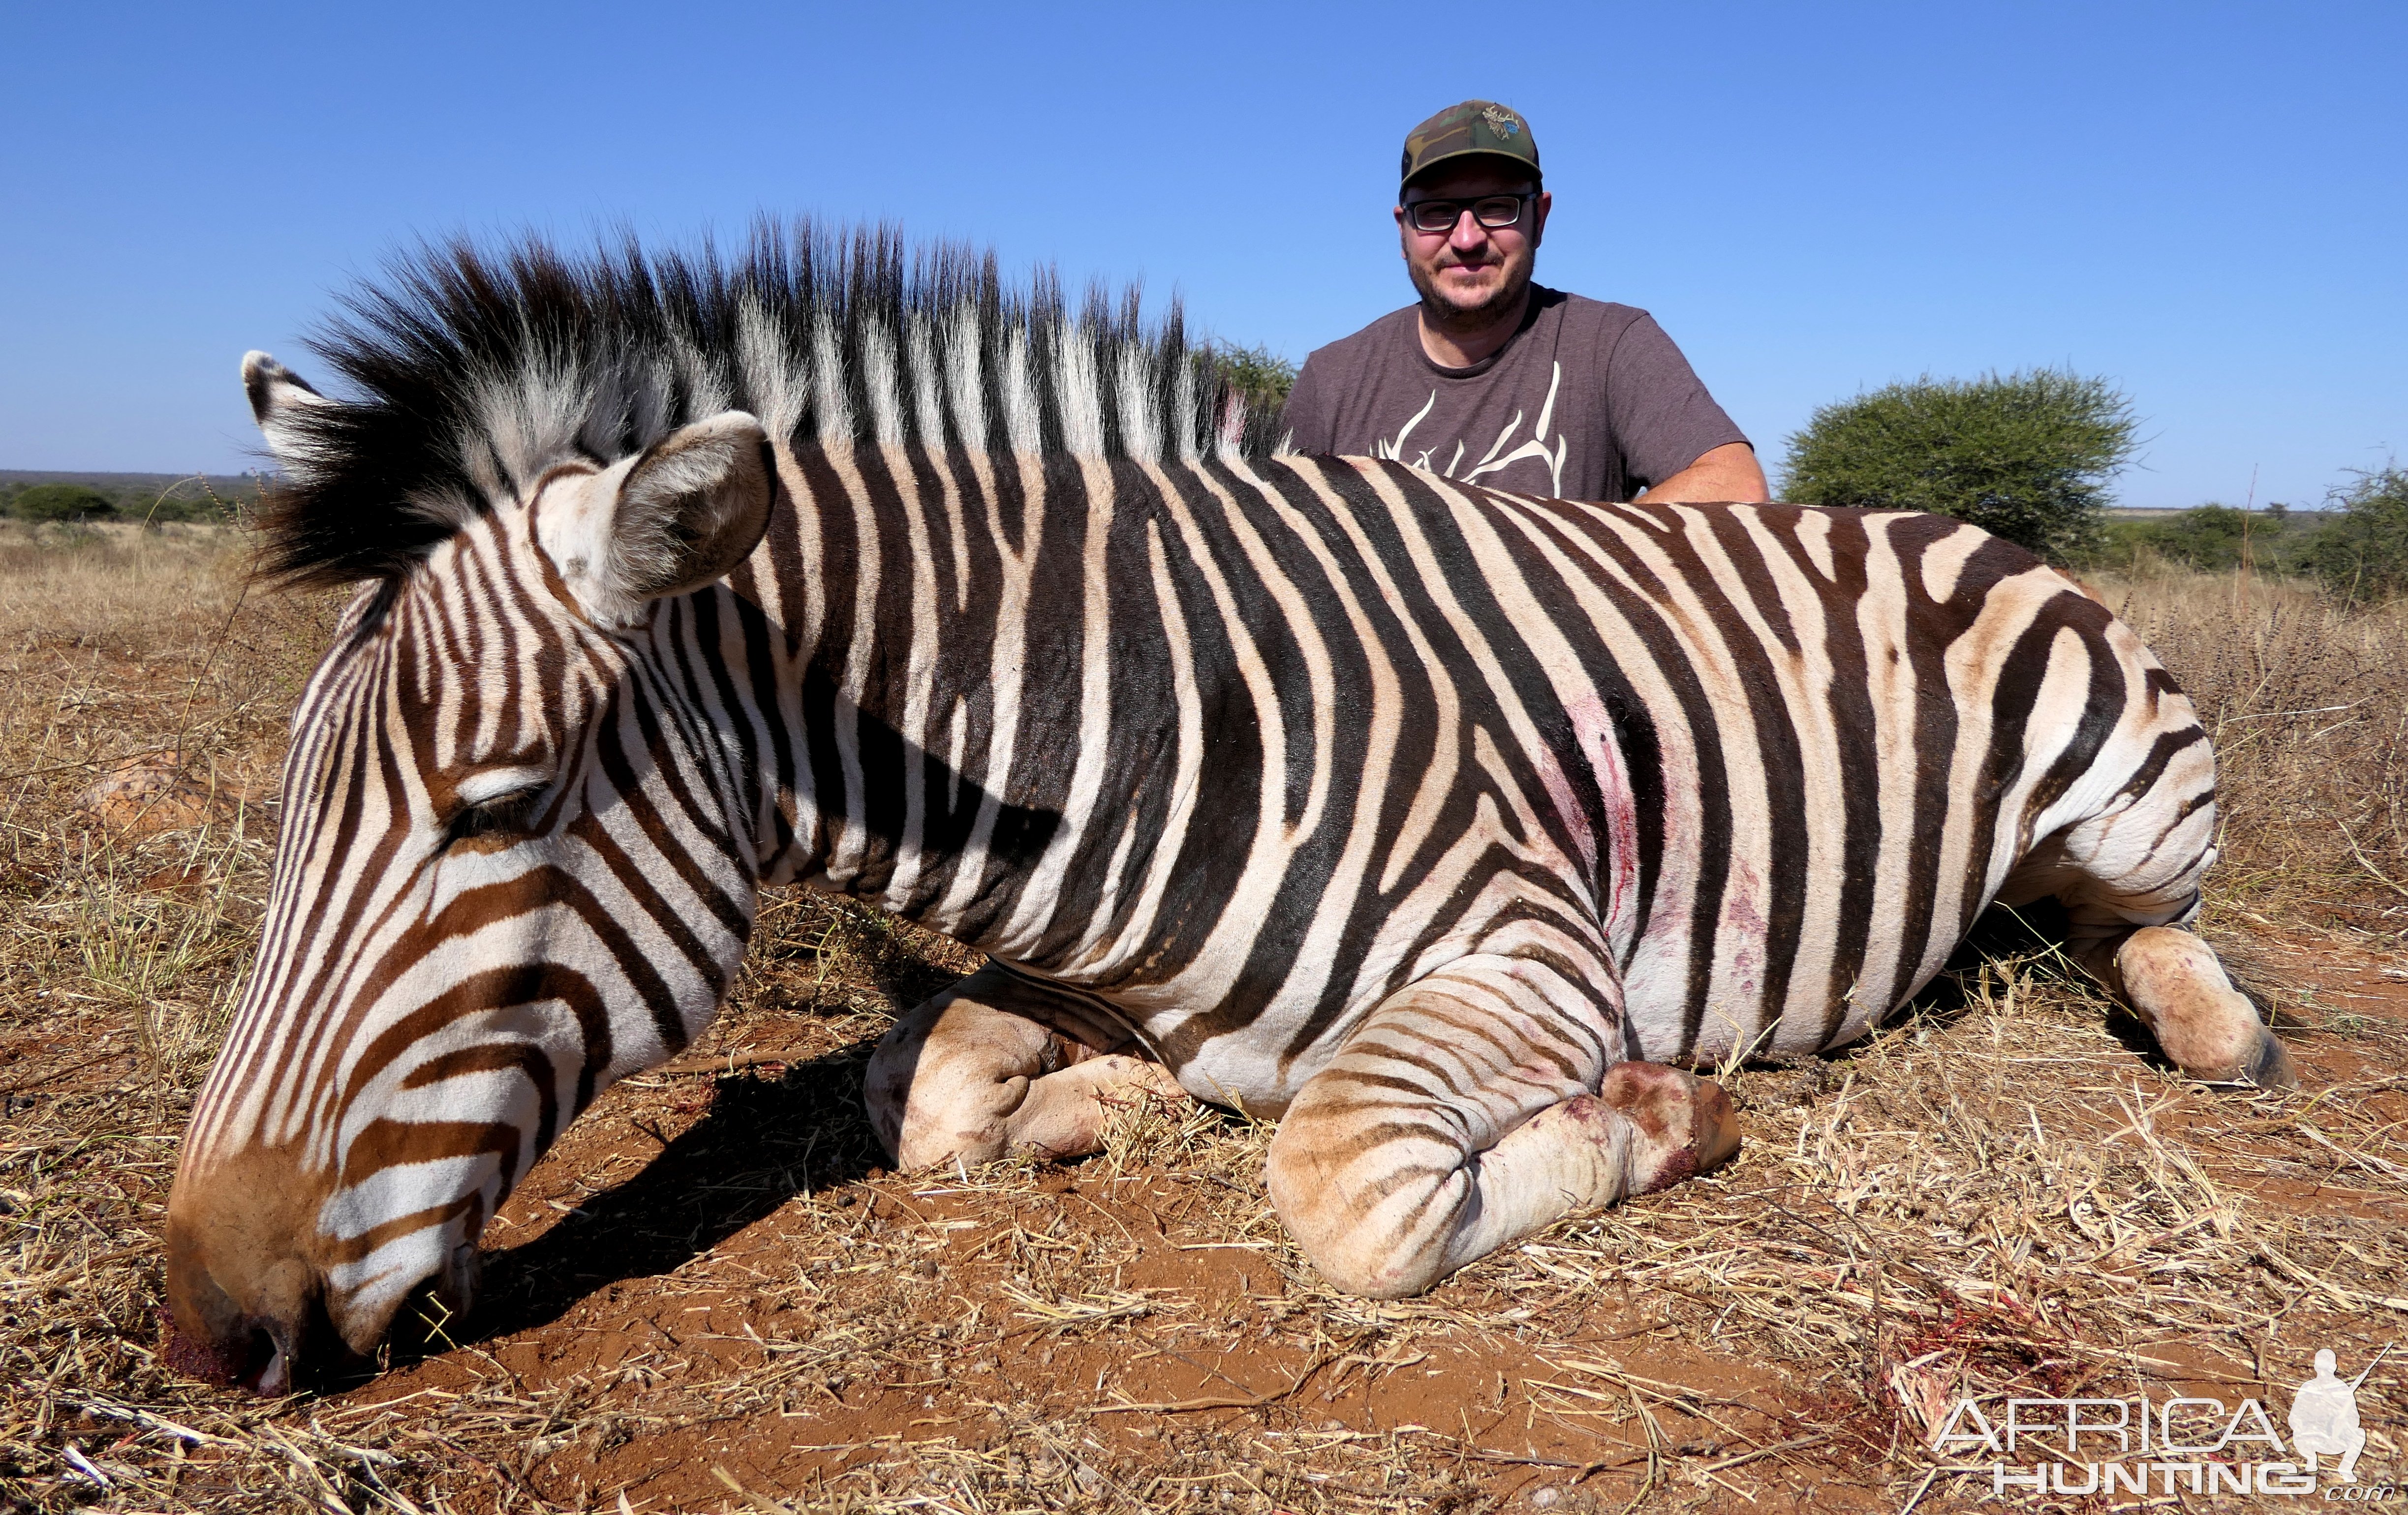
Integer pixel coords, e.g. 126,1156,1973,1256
3,1,2400,508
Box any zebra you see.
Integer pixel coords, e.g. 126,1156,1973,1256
164,224,2291,1394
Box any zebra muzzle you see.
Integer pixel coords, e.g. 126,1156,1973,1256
160,1257,340,1396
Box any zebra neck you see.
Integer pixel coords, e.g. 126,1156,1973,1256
760,443,1178,961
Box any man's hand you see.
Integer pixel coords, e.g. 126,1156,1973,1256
1633,443,1769,504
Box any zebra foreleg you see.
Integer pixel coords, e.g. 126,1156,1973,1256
2068,917,2296,1088
863,964,1192,1172
1263,958,1739,1300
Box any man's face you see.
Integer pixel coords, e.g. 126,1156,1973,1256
1396,160,1550,330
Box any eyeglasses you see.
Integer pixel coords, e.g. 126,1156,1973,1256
1402,192,1538,235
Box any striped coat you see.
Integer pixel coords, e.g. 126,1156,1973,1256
164,229,2287,1393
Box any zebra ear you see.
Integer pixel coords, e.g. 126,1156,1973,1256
542,411,773,628
242,352,329,467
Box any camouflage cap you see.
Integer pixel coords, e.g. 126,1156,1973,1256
1400,100,1541,193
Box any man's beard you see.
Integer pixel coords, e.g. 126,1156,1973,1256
1409,254,1532,335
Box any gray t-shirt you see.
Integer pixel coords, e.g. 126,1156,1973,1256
1276,287,1747,503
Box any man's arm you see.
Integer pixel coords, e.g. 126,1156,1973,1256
1598,310,1762,502
1633,441,1769,504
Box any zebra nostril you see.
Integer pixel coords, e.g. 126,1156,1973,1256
235,1321,289,1397
161,1268,271,1391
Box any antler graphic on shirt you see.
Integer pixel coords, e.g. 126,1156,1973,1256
1375,362,1569,497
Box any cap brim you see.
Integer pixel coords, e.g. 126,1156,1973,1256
1400,148,1543,195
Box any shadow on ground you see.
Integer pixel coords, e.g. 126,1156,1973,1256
385,901,2240,1375
1787,898,2187,1074
456,1037,891,1350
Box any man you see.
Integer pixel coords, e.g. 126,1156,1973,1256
1279,100,1767,505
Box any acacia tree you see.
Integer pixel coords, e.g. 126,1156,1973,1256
1211,342,1297,419
8,484,117,522
2302,465,2408,604
1781,369,2139,562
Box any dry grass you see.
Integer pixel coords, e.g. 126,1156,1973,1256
1,546,2403,1514
2100,570,2408,939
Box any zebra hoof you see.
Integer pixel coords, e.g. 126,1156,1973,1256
1599,1062,1741,1195
2240,1026,2298,1091
2164,1019,2297,1090
2114,928,2298,1092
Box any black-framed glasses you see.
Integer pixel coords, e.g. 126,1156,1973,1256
1402,192,1538,235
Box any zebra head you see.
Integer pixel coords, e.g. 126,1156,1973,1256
163,354,778,1394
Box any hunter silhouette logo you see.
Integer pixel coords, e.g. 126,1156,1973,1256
2290,1348,2373,1483
1929,1343,2392,1497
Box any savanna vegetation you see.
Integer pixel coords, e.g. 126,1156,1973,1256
2085,468,2408,602
0,516,2401,1513
1780,370,2408,617
0,473,258,526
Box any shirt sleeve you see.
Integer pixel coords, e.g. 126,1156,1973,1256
1604,313,1749,490
1273,355,1335,455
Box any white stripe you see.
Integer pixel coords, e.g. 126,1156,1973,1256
1001,327,1041,455
811,314,853,440
907,314,946,447
944,305,988,454
1054,324,1105,455
861,323,903,447
1116,344,1159,460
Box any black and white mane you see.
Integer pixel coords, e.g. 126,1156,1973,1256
255,222,1276,587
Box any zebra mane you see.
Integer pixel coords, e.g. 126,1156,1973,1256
256,221,1278,587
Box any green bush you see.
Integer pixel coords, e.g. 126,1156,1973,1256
10,484,118,522
2080,499,2329,577
1781,369,2139,562
1209,342,1298,420
2302,465,2408,604
2149,504,2254,570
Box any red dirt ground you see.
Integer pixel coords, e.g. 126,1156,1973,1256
265,937,2407,1512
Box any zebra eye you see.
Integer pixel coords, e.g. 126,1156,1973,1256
446,788,545,847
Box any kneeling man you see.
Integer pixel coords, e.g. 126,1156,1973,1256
1280,99,1766,505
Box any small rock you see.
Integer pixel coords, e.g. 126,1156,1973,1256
76,752,239,837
